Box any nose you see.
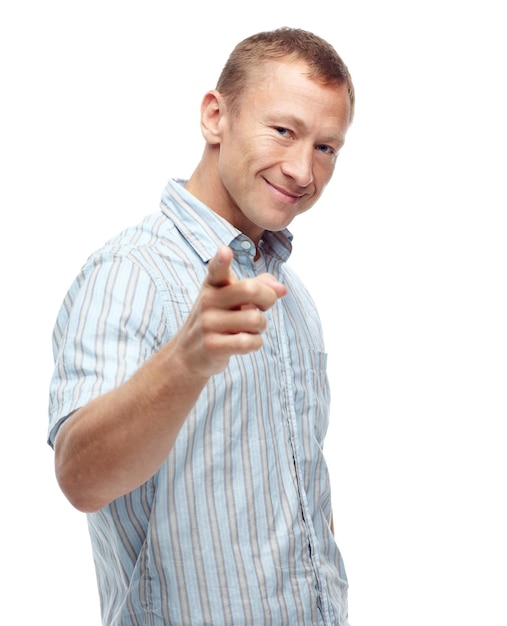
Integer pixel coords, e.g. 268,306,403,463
281,143,314,188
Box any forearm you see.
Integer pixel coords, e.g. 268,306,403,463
54,246,286,513
55,342,209,513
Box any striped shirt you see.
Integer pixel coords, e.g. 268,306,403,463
48,178,349,625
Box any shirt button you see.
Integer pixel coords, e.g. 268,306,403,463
241,240,251,250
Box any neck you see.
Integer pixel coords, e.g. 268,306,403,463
186,149,264,247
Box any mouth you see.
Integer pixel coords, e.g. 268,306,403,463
265,179,305,204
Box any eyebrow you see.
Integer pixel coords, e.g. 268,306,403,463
275,113,347,148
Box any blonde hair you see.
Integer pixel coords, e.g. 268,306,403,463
216,27,355,122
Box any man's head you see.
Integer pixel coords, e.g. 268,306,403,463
216,27,355,124
187,27,354,245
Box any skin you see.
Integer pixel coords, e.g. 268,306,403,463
187,59,350,247
55,58,351,513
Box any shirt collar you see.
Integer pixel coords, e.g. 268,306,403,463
160,178,293,263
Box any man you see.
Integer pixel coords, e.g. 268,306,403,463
48,27,355,625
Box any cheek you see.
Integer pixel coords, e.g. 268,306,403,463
311,166,335,200
314,156,336,182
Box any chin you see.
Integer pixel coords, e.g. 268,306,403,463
260,211,298,233
259,218,292,233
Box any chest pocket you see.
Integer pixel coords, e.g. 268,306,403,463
298,349,331,446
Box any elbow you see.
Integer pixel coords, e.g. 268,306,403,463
54,448,107,514
53,418,110,513
63,489,105,514
55,464,104,514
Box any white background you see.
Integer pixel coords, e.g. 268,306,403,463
1,1,506,624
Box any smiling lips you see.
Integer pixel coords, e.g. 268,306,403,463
266,179,307,204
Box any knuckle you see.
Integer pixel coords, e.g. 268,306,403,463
241,278,258,298
253,309,267,331
200,310,215,333
237,333,263,353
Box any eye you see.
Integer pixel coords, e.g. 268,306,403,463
275,127,291,137
316,144,335,155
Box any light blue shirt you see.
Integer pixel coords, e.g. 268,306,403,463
48,179,349,625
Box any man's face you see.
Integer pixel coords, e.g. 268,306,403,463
214,59,351,243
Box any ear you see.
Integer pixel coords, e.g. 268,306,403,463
200,90,226,145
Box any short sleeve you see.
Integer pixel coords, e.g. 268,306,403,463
47,252,167,447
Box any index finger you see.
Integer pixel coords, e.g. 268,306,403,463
205,245,237,288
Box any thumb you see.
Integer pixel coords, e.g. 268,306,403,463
256,272,288,299
205,245,237,288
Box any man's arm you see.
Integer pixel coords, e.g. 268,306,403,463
54,245,286,513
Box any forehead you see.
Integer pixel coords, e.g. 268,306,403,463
240,59,351,130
